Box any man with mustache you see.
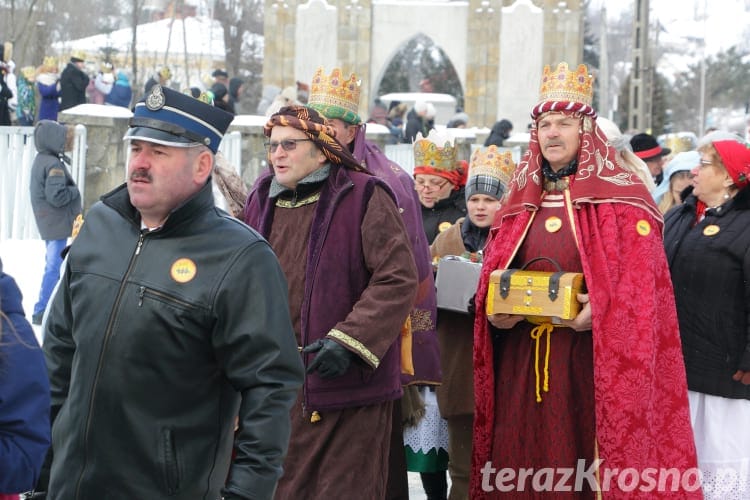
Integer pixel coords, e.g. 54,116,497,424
470,63,700,498
40,85,304,500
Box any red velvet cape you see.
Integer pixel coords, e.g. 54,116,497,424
470,116,702,498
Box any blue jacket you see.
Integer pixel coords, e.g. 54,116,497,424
104,72,133,108
0,259,51,493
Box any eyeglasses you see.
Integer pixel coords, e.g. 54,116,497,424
414,179,450,192
265,138,312,153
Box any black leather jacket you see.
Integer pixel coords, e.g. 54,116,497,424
43,180,304,500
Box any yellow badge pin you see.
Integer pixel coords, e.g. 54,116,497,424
636,220,651,236
170,258,197,283
703,224,720,236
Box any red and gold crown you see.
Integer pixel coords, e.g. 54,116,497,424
413,129,459,171
308,67,362,125
538,62,594,106
468,146,516,187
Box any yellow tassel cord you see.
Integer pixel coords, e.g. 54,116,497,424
529,323,555,403
310,411,321,423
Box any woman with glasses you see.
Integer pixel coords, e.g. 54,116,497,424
663,135,750,499
412,130,468,244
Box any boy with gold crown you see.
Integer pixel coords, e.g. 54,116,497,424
470,63,701,498
430,146,514,499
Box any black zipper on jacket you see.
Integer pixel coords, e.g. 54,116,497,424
74,231,146,499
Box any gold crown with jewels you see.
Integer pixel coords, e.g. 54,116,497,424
308,67,362,124
469,146,516,187
413,129,459,171
538,62,594,106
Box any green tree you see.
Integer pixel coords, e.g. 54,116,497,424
669,46,750,133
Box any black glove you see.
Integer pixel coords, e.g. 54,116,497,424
467,294,477,316
302,339,354,379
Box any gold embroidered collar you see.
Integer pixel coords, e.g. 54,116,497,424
275,192,321,208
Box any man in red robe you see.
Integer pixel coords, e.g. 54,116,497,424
471,63,701,498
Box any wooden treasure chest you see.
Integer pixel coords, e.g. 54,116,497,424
486,257,585,322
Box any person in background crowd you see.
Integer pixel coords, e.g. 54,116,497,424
40,85,304,500
212,68,229,88
597,117,655,192
59,51,89,112
408,128,470,500
307,66,441,500
631,131,671,185
0,42,13,126
36,56,60,122
104,70,132,108
264,85,299,117
228,77,244,115
653,151,699,214
0,258,51,499
484,119,513,147
243,105,418,499
211,82,232,114
472,62,699,498
430,146,514,500
446,112,469,129
143,66,171,95
29,120,81,326
87,61,114,105
413,129,468,244
404,101,433,144
15,66,37,126
663,135,750,500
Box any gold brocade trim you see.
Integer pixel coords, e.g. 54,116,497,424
409,308,435,333
543,178,570,192
328,328,380,368
275,192,321,208
530,322,556,403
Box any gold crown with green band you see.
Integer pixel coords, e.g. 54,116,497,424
308,67,362,125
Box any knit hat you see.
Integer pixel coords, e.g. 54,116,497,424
465,146,516,201
713,139,750,189
631,133,670,161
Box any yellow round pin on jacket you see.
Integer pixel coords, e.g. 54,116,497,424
171,258,197,283
545,216,562,233
636,220,651,236
703,224,720,236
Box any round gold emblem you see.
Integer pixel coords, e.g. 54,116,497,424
703,224,720,236
438,221,452,233
545,216,562,233
170,258,197,283
636,220,651,236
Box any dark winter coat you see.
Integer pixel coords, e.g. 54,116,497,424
43,181,304,499
104,72,132,108
420,187,468,244
0,259,51,493
29,120,82,241
59,62,89,111
36,75,61,122
664,186,750,400
0,71,12,126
